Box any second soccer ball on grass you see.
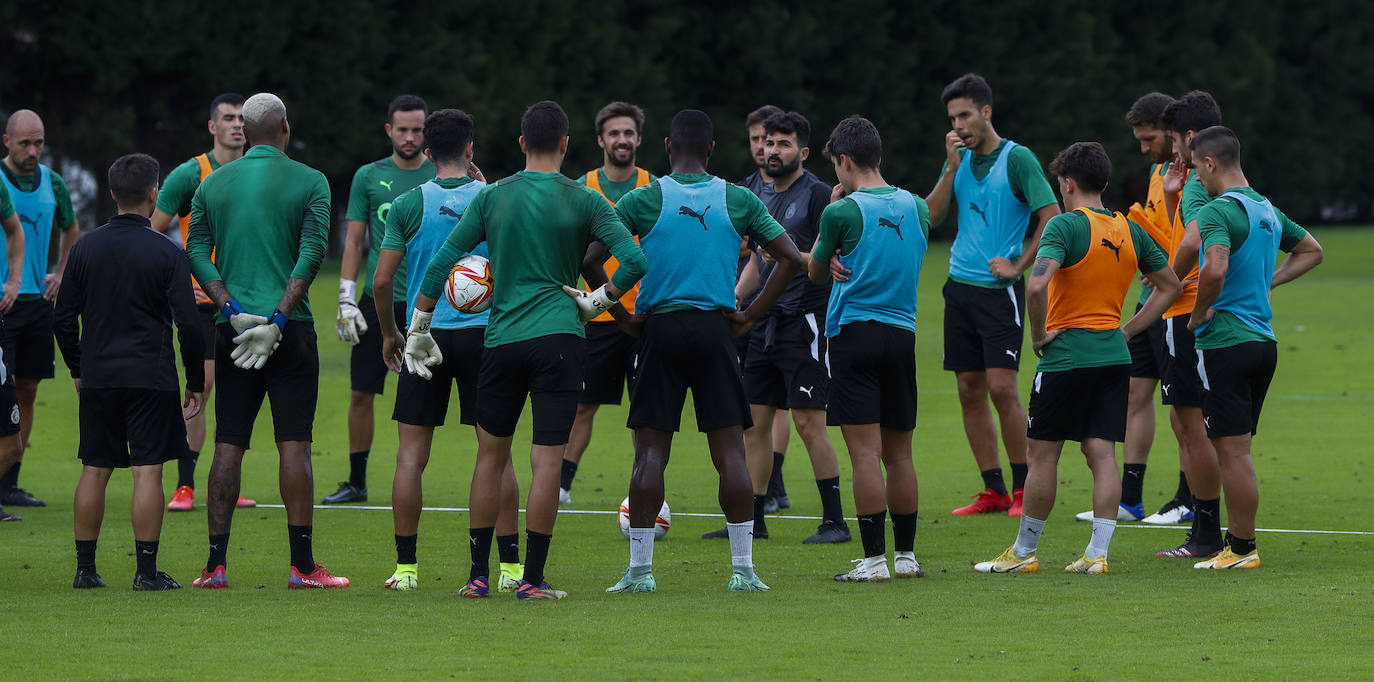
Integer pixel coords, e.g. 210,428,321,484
618,497,671,540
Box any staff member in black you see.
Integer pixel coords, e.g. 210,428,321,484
54,153,205,590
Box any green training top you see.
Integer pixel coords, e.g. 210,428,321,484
576,168,657,204
1179,174,1212,225
346,157,435,301
380,176,474,248
1194,186,1308,350
0,181,12,220
155,152,223,218
813,186,931,260
418,171,646,347
1033,208,1169,371
939,139,1058,213
1,163,75,229
187,145,331,322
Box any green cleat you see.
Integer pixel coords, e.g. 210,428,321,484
383,564,418,591
606,569,657,594
727,568,770,593
497,562,524,593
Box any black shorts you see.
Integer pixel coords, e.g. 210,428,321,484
580,321,638,405
1162,315,1205,407
0,379,18,437
742,312,830,410
350,295,389,395
942,278,1026,372
2,297,55,380
826,322,917,430
393,327,484,427
1027,364,1130,443
1200,341,1277,438
78,388,186,468
1127,304,1166,380
477,334,585,446
628,309,752,433
195,303,218,359
214,321,319,449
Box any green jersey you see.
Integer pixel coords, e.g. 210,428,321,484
380,176,474,248
155,153,224,218
1179,175,1212,225
1034,208,1169,371
0,162,75,230
0,181,13,220
418,171,646,347
813,187,931,260
1194,186,1308,350
576,168,657,204
187,145,331,322
346,157,435,301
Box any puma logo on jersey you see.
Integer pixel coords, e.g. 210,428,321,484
1101,237,1124,261
18,213,38,230
799,385,814,397
679,205,711,230
1005,349,1019,361
1258,220,1274,234
439,205,463,220
1147,199,1156,211
968,201,989,225
379,180,394,191
878,216,905,240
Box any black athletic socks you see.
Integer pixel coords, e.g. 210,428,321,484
0,461,19,489
769,452,786,496
524,530,552,586
76,539,97,571
752,495,769,536
857,511,887,558
981,468,1008,497
1194,497,1222,544
135,540,159,576
891,512,917,553
497,534,520,565
1175,470,1193,505
1122,463,1147,507
396,534,418,565
348,450,369,489
560,459,578,492
817,477,844,523
1227,532,1257,555
1009,463,1028,491
469,527,494,581
287,525,315,574
207,533,229,571
178,452,199,489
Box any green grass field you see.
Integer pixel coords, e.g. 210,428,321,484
4,228,1372,679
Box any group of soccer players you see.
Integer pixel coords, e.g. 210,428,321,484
0,70,1323,594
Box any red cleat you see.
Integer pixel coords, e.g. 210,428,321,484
193,565,229,589
236,495,257,508
289,563,350,589
168,486,194,511
951,488,1013,515
1008,488,1025,517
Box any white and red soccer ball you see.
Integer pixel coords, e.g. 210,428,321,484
618,496,671,540
444,254,493,313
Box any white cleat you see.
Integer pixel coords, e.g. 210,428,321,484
1074,503,1144,522
1142,503,1194,525
833,556,891,582
558,488,572,507
894,551,924,578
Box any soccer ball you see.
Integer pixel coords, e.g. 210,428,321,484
444,254,493,313
618,496,670,540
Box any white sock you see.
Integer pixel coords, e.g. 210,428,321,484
1087,518,1117,558
726,521,753,568
1012,515,1047,557
628,527,655,569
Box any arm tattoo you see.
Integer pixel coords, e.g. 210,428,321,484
275,278,310,316
201,280,231,308
1031,257,1053,278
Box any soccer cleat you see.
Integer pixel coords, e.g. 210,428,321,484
288,563,350,589
133,571,183,590
606,569,657,594
236,495,257,508
73,569,106,588
894,552,924,578
167,486,194,511
802,520,851,545
762,496,780,514
384,564,418,591
1064,555,1109,574
0,487,45,507
516,579,568,600
558,488,572,507
1142,500,1194,525
497,563,524,592
702,525,768,540
1155,534,1224,558
459,576,490,598
951,488,1012,515
321,481,367,504
1194,547,1260,570
974,546,1039,574
193,565,229,588
727,569,771,592
834,557,891,582
1008,488,1024,517
1074,503,1146,523
0,506,20,522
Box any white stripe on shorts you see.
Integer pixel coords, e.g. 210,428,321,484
1006,285,1022,327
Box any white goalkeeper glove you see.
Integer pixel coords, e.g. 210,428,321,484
561,284,618,322
222,299,269,335
231,311,286,370
403,308,443,380
336,279,368,344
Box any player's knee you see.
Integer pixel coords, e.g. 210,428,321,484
349,390,374,408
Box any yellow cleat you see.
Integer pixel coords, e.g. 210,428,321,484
1194,547,1260,570
973,546,1039,574
1064,555,1109,574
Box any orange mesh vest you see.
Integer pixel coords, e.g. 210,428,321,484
1159,167,1199,318
1046,209,1138,332
177,153,215,304
585,167,650,320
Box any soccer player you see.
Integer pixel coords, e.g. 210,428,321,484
926,74,1060,517
1153,91,1228,558
974,142,1179,575
407,100,646,600
808,116,928,582
603,109,799,595
326,95,436,505
559,101,655,507
372,108,525,592
0,109,83,508
150,93,256,512
54,153,206,590
709,110,850,544
0,181,26,523
186,93,347,589
1186,126,1323,569
739,105,782,193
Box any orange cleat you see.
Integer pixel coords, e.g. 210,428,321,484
951,488,1013,515
167,486,195,511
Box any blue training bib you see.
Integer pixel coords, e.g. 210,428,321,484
827,189,928,338
636,176,738,313
405,180,488,330
1197,191,1284,339
0,165,58,294
949,141,1031,284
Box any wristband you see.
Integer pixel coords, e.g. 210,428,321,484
267,310,288,332
222,299,245,319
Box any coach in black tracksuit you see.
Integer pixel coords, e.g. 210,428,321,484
53,153,205,590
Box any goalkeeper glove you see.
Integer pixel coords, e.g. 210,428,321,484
561,284,618,322
403,308,443,380
336,279,368,344
231,310,287,370
222,299,269,335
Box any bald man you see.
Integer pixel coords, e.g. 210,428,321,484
185,93,346,588
0,110,81,508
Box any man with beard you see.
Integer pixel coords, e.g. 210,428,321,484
558,102,655,507
324,95,436,505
